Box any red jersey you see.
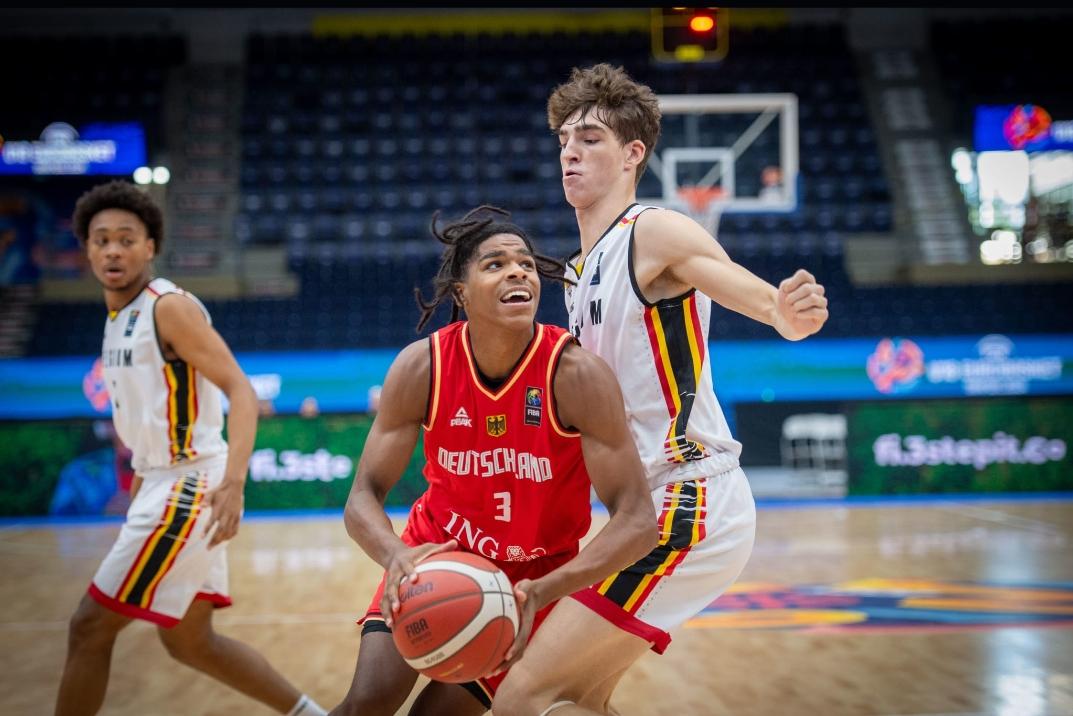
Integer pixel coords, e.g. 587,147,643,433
417,320,591,563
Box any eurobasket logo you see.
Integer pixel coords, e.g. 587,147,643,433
1003,104,1052,150
866,338,924,395
82,357,111,412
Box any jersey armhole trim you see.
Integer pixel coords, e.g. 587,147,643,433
422,334,440,431
547,333,582,438
628,206,695,308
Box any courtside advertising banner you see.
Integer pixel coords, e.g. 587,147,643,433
2,335,1070,421
847,396,1073,495
0,414,426,517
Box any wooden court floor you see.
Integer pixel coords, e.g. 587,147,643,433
2,498,1071,716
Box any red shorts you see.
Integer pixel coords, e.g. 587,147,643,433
359,502,576,704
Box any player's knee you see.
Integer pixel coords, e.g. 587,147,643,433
491,677,544,716
157,626,213,666
331,692,394,716
67,599,122,649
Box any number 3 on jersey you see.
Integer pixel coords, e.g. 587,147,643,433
493,491,511,522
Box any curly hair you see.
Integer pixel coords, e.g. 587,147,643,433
547,63,662,186
72,180,164,250
414,205,570,332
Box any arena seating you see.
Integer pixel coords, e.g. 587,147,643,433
3,33,186,151
21,22,1073,356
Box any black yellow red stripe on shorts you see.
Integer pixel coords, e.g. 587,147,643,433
595,480,708,613
116,472,206,609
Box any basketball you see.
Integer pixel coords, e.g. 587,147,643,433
391,551,519,683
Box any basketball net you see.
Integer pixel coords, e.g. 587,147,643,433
677,185,725,237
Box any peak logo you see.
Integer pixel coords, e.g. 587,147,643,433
450,407,472,427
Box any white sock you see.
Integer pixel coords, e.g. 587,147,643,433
539,702,576,716
287,694,327,716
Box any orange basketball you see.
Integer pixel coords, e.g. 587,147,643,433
391,551,519,683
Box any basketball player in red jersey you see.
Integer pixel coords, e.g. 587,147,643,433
328,206,656,716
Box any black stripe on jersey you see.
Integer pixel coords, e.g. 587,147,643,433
123,473,201,607
600,482,701,606
653,301,706,462
170,360,194,461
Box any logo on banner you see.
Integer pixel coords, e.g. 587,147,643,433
926,334,1062,396
1003,104,1052,149
486,414,507,437
866,338,924,394
524,387,542,426
82,357,111,412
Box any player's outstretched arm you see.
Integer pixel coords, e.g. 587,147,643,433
497,343,657,669
634,209,829,341
342,339,457,624
155,293,257,547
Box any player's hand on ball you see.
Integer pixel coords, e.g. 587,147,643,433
380,539,458,627
775,268,828,341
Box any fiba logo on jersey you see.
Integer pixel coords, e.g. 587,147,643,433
524,387,542,426
123,309,140,337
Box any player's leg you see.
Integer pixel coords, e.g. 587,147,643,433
409,680,490,716
491,598,652,716
54,594,133,716
576,666,629,715
329,624,420,716
496,472,756,716
157,598,307,713
56,471,184,715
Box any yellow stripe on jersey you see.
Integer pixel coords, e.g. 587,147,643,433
682,294,704,389
647,307,686,461
163,363,197,463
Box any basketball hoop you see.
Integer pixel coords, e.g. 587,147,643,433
677,185,725,236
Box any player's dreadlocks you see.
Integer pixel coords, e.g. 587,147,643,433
415,205,571,332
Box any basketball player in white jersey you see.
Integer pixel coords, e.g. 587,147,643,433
493,65,829,716
55,180,324,716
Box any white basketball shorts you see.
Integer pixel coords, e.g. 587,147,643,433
88,455,232,627
571,466,756,653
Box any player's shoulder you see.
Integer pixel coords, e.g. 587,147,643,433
394,337,431,364
392,336,433,373
633,205,717,262
151,281,206,323
634,205,706,237
554,341,615,391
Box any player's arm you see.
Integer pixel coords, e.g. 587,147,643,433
154,293,257,547
342,340,457,623
634,209,829,341
500,344,656,666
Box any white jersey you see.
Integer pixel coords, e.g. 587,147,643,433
565,203,741,490
101,277,226,474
